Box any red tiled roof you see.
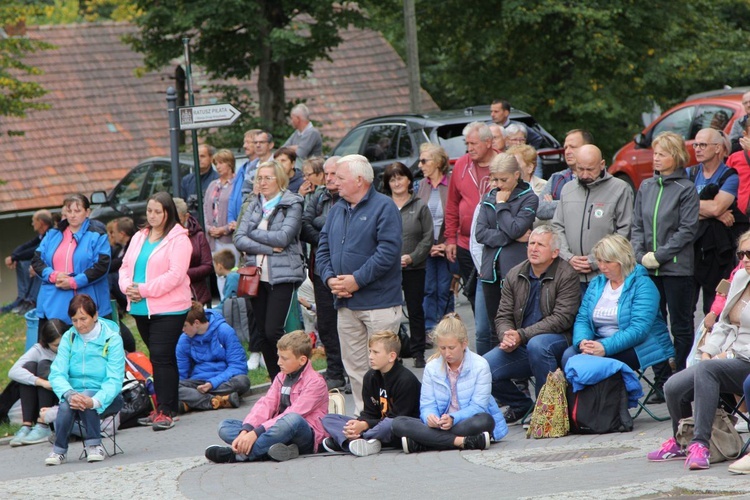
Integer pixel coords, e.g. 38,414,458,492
0,22,437,214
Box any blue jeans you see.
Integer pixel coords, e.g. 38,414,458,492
423,255,456,332
321,414,397,448
53,391,123,454
474,281,492,355
483,333,568,410
217,413,315,461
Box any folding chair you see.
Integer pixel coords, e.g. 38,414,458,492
75,410,123,460
630,367,670,422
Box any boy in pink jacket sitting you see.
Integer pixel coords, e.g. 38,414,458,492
205,330,329,463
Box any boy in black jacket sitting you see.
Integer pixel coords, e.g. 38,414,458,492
321,330,421,456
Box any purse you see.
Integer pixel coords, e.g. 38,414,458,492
237,266,262,297
675,408,743,463
526,368,569,439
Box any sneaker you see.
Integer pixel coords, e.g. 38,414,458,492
45,451,66,466
177,402,189,415
321,437,343,453
267,443,299,462
247,352,261,371
151,412,175,431
205,445,237,464
462,431,490,451
86,445,105,462
728,454,750,475
401,436,428,454
20,424,52,445
503,405,531,425
685,442,710,470
9,425,32,447
349,438,381,457
326,378,346,390
138,410,157,426
644,390,666,405
735,413,750,434
413,356,426,369
647,437,687,462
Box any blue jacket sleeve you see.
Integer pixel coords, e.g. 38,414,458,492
227,169,244,224
207,324,249,389
176,335,192,380
600,276,660,356
419,364,441,423
93,334,125,413
316,215,335,286
352,203,402,289
74,232,111,288
49,331,75,400
572,282,599,349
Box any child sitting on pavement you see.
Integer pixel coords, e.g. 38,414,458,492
212,249,239,310
177,302,250,413
205,330,328,463
321,330,421,456
392,313,508,453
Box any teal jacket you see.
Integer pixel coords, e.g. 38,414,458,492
573,265,675,370
49,318,125,414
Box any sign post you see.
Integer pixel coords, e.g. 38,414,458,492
178,104,241,130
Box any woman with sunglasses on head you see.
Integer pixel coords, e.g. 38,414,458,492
416,143,457,336
648,230,750,471
631,132,700,399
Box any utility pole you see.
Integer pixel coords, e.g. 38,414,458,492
403,0,421,113
183,37,205,228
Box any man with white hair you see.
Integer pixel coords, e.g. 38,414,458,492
316,155,403,414
282,103,322,161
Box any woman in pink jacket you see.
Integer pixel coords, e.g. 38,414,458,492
119,192,192,431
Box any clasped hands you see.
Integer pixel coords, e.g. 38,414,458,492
427,413,454,430
578,339,605,357
327,275,359,298
68,392,94,411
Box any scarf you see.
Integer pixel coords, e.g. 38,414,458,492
261,192,282,220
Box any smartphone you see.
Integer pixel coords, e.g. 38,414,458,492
716,279,731,295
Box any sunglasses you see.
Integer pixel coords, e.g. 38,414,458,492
737,250,750,261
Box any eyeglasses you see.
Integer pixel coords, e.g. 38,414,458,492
419,158,431,164
256,176,276,183
737,250,750,261
692,142,719,150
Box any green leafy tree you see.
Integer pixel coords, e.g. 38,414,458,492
126,0,366,130
362,0,750,156
0,1,53,136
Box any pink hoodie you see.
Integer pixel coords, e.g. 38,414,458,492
119,224,192,316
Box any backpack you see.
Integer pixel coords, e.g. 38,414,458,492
566,372,634,434
526,369,569,439
328,388,346,415
119,374,153,429
223,295,259,345
675,408,744,463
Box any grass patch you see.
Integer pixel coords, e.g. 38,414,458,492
0,421,21,438
0,312,28,390
246,350,328,387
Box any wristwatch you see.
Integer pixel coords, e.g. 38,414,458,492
726,351,735,359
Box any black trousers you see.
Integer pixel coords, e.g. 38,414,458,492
482,281,502,349
251,282,295,380
134,313,187,416
456,246,477,311
402,269,427,357
19,360,57,423
313,273,344,380
392,413,495,450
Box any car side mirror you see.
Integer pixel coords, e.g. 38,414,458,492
91,191,108,204
634,133,651,149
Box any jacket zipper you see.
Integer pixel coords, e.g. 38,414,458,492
579,188,591,256
652,178,664,277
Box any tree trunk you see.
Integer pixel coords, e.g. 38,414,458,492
257,0,287,131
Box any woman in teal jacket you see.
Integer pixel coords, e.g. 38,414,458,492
46,294,125,466
561,234,675,371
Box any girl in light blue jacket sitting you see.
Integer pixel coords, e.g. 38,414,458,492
392,313,508,453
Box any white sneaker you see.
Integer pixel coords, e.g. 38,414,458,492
247,352,261,371
349,439,382,457
45,451,66,466
86,445,106,462
735,414,750,433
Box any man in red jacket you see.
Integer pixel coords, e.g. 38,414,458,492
444,122,498,312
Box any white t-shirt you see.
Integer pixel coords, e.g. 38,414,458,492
592,281,622,338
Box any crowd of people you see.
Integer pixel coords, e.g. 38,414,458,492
4,98,750,474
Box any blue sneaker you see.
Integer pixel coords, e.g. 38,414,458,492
20,424,52,445
9,426,32,447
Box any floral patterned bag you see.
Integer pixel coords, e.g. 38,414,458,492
526,368,569,439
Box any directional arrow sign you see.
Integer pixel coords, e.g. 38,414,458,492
178,103,241,130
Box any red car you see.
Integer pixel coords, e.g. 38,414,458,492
609,88,749,191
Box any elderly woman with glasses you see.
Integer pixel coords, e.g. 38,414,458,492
234,160,305,379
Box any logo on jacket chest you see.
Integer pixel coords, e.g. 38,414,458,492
593,203,605,218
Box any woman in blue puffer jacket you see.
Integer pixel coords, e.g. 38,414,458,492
392,313,508,453
561,234,675,371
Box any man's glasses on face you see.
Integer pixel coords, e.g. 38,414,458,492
692,143,718,150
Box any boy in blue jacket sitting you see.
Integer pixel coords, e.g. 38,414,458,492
177,302,250,413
